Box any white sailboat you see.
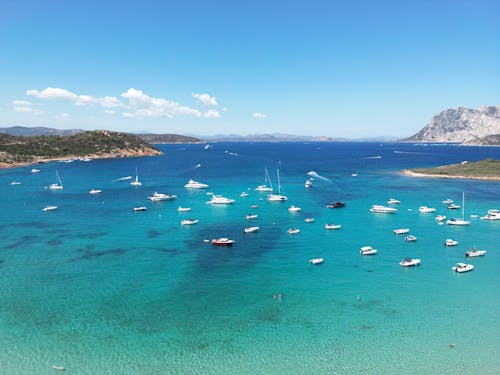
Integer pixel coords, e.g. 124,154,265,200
267,169,287,202
130,168,142,186
49,170,63,190
446,192,470,226
256,167,273,192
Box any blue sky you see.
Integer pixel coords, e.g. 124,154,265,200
1,0,499,137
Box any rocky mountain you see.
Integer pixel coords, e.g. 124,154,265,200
403,106,500,143
463,134,500,146
0,126,83,136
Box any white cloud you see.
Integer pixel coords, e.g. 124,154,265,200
27,87,123,108
222,107,228,112
204,109,221,118
192,93,218,106
105,109,116,115
253,112,267,119
121,88,201,118
12,100,32,106
13,106,43,115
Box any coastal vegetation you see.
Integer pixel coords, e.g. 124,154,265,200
0,130,161,168
137,133,202,143
404,158,500,180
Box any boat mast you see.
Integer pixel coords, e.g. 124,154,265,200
462,192,465,220
277,169,281,194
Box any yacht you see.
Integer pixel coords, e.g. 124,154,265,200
31,168,40,173
419,206,436,213
305,179,312,188
132,206,147,211
181,219,199,225
435,215,447,221
399,258,421,267
130,168,142,186
10,181,21,185
207,195,235,204
326,201,346,208
405,235,417,242
393,228,410,234
309,258,324,265
487,209,500,215
304,217,315,223
446,192,470,226
89,189,102,194
452,263,474,273
246,213,258,220
42,205,58,212
148,192,177,201
370,205,397,213
447,204,461,210
255,168,273,192
184,179,209,189
244,226,260,233
267,169,288,202
481,213,500,220
288,205,301,212
240,192,249,197
49,170,63,190
177,206,191,212
387,198,400,204
211,238,234,246
360,246,378,255
444,239,458,247
325,224,341,230
465,248,487,258
442,199,453,205
287,228,300,234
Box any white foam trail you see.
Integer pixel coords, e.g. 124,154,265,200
195,163,202,168
361,155,382,159
112,176,132,182
306,171,331,182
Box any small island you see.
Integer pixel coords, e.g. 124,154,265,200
402,158,500,181
0,130,162,169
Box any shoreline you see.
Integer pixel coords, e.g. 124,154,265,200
401,169,500,181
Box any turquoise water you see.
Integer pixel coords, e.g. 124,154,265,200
0,142,499,374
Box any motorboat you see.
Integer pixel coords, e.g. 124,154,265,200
419,206,436,213
325,224,341,230
267,169,287,201
399,258,421,267
326,201,346,208
444,239,458,247
405,235,417,242
387,198,400,204
452,263,474,273
52,365,65,371
246,213,258,220
288,205,301,212
206,195,235,204
211,238,234,246
250,205,259,209
447,204,461,210
287,228,300,234
184,179,209,189
133,206,147,211
42,205,58,212
304,217,315,223
360,246,377,255
465,248,487,258
255,168,273,192
148,192,177,201
177,206,191,212
244,226,260,233
351,173,358,177
442,199,453,204
181,219,199,225
49,170,63,190
130,168,142,186
487,209,500,215
435,215,447,221
393,228,410,234
446,192,470,226
89,189,102,194
305,179,312,188
240,192,249,197
10,181,21,185
309,258,324,265
370,205,397,213
31,168,40,173
481,213,500,220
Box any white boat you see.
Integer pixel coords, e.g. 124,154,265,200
447,204,461,210
10,181,21,185
204,144,211,150
305,179,312,188
256,168,273,192
325,224,341,230
211,238,234,246
419,206,436,213
446,192,470,226
387,198,400,204
309,258,324,265
452,262,474,273
49,170,63,190
465,248,487,258
435,215,447,221
181,219,199,225
148,192,177,201
370,205,397,213
481,213,500,220
351,173,358,177
393,228,410,234
240,192,249,197
31,168,40,173
288,205,301,212
442,199,453,204
52,365,65,371
360,246,378,255
405,235,417,242
444,239,458,247
80,157,92,162
42,205,58,212
133,206,147,211
399,258,421,267
267,169,287,202
246,213,258,219
184,179,209,189
305,217,315,223
487,209,500,215
177,206,191,212
89,189,102,194
206,195,235,204
244,226,260,233
130,168,142,186
287,228,300,234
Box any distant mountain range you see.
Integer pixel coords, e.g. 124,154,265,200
403,106,500,144
201,133,399,142
0,126,83,136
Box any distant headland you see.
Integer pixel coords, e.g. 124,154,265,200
402,158,500,181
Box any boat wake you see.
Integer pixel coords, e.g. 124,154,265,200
306,171,331,182
361,156,382,159
112,176,132,182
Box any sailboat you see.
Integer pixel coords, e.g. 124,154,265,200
49,170,63,190
267,169,287,201
255,167,273,192
130,168,142,186
446,192,470,226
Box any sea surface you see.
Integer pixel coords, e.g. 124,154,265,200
0,142,499,374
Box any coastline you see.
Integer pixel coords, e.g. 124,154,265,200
401,169,500,181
